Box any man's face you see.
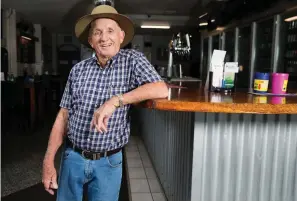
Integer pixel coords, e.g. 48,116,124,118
88,18,125,58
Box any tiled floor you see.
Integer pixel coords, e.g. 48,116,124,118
1,109,59,197
124,136,167,201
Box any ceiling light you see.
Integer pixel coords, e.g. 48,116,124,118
141,25,170,29
216,26,225,31
285,16,297,22
211,19,215,22
199,13,208,19
199,22,208,26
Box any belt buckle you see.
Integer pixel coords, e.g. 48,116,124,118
82,150,100,160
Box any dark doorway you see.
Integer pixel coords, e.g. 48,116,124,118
57,44,80,88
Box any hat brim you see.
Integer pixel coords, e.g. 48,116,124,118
75,13,134,48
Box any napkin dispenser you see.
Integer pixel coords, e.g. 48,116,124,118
207,50,239,93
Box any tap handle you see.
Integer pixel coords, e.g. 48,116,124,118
185,34,190,48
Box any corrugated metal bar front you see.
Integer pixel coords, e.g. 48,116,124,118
191,113,297,201
138,108,194,201
137,108,297,201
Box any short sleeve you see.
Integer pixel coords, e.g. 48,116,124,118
132,52,163,87
59,70,73,110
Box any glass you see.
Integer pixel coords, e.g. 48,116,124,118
237,26,252,88
212,35,220,50
255,18,274,72
280,10,297,89
225,30,235,62
202,38,209,81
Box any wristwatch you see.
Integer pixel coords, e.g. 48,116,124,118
115,94,124,108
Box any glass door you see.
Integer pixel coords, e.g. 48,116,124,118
202,38,209,81
225,30,235,62
255,18,274,72
280,10,297,89
212,35,220,50
237,26,252,88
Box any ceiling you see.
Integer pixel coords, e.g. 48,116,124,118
2,0,201,33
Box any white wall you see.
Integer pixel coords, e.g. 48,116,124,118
151,35,171,67
132,34,171,66
57,34,81,49
131,35,144,52
3,9,18,76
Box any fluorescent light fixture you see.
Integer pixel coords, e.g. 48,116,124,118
21,36,32,40
285,16,297,22
216,27,224,31
199,13,208,19
199,22,208,26
141,25,170,29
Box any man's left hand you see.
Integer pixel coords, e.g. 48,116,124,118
91,97,117,133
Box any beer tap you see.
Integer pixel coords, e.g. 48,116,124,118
167,32,191,79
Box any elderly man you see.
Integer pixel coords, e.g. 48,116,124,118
42,5,168,201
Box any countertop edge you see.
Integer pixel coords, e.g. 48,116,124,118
135,100,297,114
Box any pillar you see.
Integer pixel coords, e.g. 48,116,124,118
3,9,18,76
52,33,57,74
34,24,42,75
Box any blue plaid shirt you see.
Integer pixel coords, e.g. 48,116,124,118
60,49,162,152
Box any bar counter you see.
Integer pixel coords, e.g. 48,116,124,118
139,82,297,114
133,81,297,201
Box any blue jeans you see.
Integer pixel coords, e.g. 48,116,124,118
56,146,123,201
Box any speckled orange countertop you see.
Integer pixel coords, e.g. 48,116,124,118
138,82,297,114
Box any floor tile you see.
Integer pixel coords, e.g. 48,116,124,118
142,157,153,168
137,139,145,146
127,158,143,168
132,193,153,201
126,151,141,158
148,179,162,193
129,136,140,141
128,138,138,145
125,145,138,152
138,144,147,152
152,193,167,201
130,179,150,193
145,167,157,179
128,167,146,179
139,150,150,159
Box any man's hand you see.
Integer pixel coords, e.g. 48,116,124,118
91,97,117,133
42,108,67,195
42,158,58,195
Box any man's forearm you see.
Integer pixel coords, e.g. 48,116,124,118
119,81,168,105
44,108,69,162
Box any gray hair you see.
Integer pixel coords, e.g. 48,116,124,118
89,20,97,37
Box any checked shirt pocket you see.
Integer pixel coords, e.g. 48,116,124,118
106,151,123,168
109,84,129,97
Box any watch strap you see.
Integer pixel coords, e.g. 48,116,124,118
116,94,124,108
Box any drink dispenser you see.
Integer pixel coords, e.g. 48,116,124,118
167,32,191,79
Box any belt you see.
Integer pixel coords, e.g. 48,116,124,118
66,138,122,160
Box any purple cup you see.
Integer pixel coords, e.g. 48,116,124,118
271,73,289,94
270,96,286,104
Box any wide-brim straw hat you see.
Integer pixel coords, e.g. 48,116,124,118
75,5,134,48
